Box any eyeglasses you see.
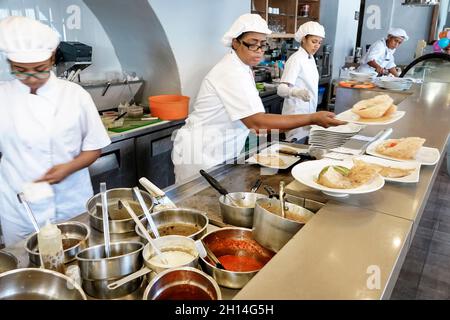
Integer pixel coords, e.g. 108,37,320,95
239,40,269,52
11,70,51,80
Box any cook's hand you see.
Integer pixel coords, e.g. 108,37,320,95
35,163,73,184
375,66,386,76
310,111,347,128
291,88,311,102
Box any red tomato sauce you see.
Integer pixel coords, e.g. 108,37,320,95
218,255,265,272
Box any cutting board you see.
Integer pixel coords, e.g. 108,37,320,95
108,118,163,133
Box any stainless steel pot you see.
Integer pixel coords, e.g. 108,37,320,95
81,276,143,300
0,250,18,274
219,192,268,228
253,198,315,252
0,268,87,300
107,235,200,290
199,227,274,289
76,241,144,280
25,221,90,266
86,188,154,234
135,208,208,242
143,267,221,300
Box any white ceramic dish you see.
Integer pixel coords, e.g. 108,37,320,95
353,155,421,183
365,140,441,166
247,143,308,169
291,159,385,197
335,109,405,126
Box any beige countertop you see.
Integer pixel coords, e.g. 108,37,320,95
235,81,450,300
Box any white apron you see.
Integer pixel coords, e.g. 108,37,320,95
281,48,319,141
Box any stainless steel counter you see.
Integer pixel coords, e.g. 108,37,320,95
3,81,449,300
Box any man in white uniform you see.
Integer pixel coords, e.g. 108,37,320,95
278,21,325,142
172,14,345,183
358,28,409,77
0,16,111,246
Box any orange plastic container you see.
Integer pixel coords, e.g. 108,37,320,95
148,95,190,120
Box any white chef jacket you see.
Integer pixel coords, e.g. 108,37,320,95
281,47,319,141
172,50,265,183
358,38,396,73
0,72,111,246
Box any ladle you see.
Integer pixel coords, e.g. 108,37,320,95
202,240,225,270
199,170,241,207
119,200,167,265
100,182,111,258
16,193,45,268
132,187,160,238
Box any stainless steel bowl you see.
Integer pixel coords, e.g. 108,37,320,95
0,250,18,274
143,267,221,300
135,208,208,242
0,268,87,300
86,188,154,234
76,241,144,280
219,192,268,228
199,227,274,289
253,198,315,252
25,221,90,266
81,276,143,300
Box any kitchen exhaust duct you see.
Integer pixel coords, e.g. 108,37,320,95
402,0,439,6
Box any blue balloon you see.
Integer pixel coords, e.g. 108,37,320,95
438,37,450,49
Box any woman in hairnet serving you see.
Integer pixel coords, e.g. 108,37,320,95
0,16,111,246
358,28,409,77
171,14,345,183
277,21,326,143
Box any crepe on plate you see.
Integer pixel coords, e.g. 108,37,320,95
353,159,414,178
317,161,381,189
352,94,397,119
254,154,286,167
375,137,426,160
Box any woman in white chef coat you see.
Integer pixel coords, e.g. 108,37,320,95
277,21,325,143
358,28,409,77
172,14,345,183
0,16,111,246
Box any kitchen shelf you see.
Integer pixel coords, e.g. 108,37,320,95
268,33,295,38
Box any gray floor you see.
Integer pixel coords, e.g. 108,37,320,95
391,155,450,300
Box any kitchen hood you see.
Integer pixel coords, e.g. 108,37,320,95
402,0,439,6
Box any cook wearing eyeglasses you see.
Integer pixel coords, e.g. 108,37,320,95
357,28,409,77
171,14,345,183
277,21,326,143
0,16,110,246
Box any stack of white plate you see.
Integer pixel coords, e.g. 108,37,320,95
375,77,413,91
308,123,365,150
349,71,377,82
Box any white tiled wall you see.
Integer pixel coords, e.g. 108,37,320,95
0,0,122,81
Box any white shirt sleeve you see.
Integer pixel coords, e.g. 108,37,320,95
364,41,385,63
281,54,303,86
385,55,396,69
212,71,265,122
78,89,111,151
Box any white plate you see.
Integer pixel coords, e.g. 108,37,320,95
353,155,421,183
310,123,365,134
291,159,385,197
365,140,441,166
247,143,308,169
335,109,405,126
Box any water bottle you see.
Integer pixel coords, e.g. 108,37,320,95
37,221,65,274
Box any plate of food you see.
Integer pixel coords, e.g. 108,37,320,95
291,158,385,197
352,155,421,183
366,137,440,166
335,94,405,125
247,143,308,169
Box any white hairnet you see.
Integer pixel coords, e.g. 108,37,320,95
294,21,325,43
388,28,409,41
0,16,60,63
222,13,272,47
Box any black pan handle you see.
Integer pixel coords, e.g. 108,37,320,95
199,170,229,196
263,185,278,199
250,178,262,193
